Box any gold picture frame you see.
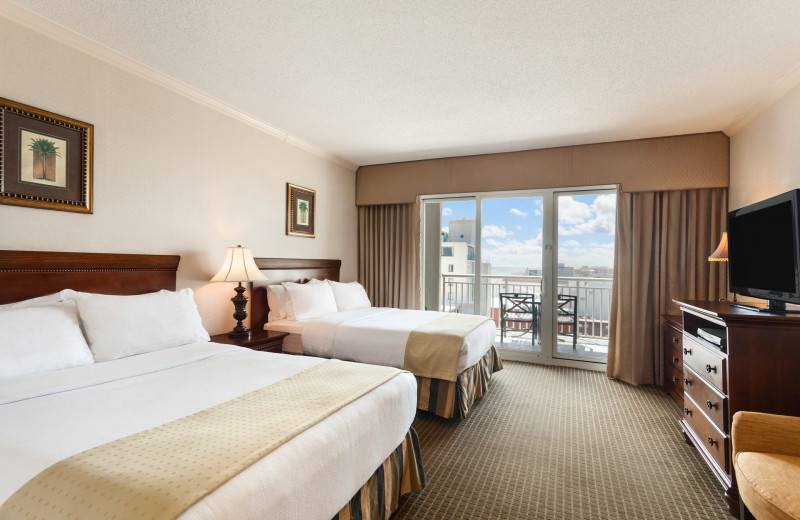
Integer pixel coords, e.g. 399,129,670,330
0,97,93,213
287,183,316,238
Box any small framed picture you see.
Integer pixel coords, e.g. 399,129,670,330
0,97,93,213
287,183,316,238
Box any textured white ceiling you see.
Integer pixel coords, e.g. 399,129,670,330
7,1,800,166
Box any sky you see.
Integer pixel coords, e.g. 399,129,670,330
441,193,616,270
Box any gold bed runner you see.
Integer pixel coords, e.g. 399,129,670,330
0,359,402,520
404,313,490,382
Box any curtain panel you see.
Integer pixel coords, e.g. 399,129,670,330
358,202,421,309
607,187,727,386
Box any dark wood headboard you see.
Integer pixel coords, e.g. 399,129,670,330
250,258,341,332
0,250,181,304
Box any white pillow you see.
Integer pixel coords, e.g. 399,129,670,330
0,303,94,378
0,289,76,310
328,281,371,311
75,289,210,362
282,281,338,321
282,279,325,320
267,285,287,321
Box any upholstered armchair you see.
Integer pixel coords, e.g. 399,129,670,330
732,411,800,520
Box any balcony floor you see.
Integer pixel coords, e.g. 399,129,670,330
496,333,608,359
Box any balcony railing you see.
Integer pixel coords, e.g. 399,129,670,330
441,273,612,341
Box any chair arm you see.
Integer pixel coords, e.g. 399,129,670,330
732,411,800,459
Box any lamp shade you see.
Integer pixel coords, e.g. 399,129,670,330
708,232,729,262
211,245,267,283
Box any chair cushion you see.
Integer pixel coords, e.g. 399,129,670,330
735,452,800,520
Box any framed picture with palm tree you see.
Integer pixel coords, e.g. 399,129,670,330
0,97,93,213
287,183,316,237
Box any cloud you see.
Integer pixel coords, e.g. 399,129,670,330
442,207,453,216
558,196,591,225
515,225,522,230
558,194,617,236
509,208,528,217
534,209,542,216
480,232,545,267
441,226,449,234
557,239,616,268
482,224,513,238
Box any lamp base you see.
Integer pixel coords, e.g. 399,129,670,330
228,283,250,337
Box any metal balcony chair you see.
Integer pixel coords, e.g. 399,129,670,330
556,294,578,349
499,293,538,345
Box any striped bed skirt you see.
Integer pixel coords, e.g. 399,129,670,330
416,346,503,419
334,427,425,520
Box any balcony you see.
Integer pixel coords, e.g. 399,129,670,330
440,274,611,358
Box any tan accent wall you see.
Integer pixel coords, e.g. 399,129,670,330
357,132,730,205
0,16,357,334
730,82,800,211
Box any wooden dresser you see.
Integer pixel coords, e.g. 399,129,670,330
674,300,800,515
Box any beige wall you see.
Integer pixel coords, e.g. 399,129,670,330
0,16,357,334
730,83,800,210
357,132,729,205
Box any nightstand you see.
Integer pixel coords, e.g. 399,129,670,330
210,329,289,353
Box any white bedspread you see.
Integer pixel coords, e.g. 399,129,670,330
298,308,496,374
0,342,416,520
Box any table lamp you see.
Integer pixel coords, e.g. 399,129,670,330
211,245,267,337
708,232,737,302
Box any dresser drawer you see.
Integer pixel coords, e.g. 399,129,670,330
682,335,726,393
683,393,729,473
666,344,683,372
665,364,684,401
683,365,727,432
666,325,683,352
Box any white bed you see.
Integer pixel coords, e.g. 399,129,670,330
0,342,417,520
266,307,497,372
0,250,423,520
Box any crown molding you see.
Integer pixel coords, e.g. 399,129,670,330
0,0,358,171
725,59,800,136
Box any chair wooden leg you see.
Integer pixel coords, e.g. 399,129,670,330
740,500,755,520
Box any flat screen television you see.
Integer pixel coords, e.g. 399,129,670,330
727,189,800,312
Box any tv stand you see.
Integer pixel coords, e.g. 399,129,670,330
674,300,800,516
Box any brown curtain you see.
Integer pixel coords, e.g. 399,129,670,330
607,187,727,385
358,201,421,309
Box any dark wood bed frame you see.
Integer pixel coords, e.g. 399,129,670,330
250,258,341,332
0,250,180,304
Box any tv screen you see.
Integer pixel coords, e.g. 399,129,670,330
728,189,800,308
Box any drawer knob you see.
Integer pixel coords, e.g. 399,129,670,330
684,408,692,416
683,377,691,386
707,437,716,447
672,376,679,383
672,356,679,364
705,364,717,374
672,336,679,344
706,400,717,410
683,348,692,355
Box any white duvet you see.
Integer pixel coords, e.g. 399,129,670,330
0,342,417,520
295,307,496,374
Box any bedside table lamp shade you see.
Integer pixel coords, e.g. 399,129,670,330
708,232,736,302
708,232,728,261
211,245,267,337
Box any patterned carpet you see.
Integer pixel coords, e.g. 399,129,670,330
394,361,729,520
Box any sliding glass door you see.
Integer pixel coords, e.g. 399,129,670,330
553,191,616,362
422,187,616,367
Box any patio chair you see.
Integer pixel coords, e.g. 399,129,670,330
499,293,538,345
557,294,578,349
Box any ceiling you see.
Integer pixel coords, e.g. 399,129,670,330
7,1,800,167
